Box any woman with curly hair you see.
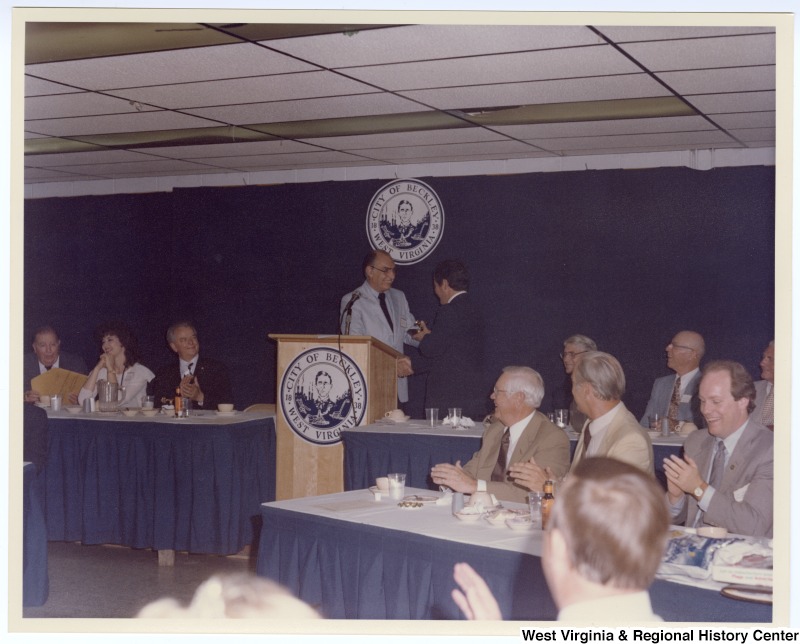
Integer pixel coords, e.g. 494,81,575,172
78,321,154,408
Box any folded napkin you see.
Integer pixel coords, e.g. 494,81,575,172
442,415,475,428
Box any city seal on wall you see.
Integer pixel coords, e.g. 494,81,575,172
366,179,444,265
279,347,367,445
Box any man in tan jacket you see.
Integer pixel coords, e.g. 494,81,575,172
431,366,570,504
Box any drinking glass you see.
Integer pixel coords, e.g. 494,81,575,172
425,408,439,427
529,491,544,529
388,472,406,500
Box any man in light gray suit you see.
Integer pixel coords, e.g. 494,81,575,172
750,340,774,430
640,330,705,430
340,249,419,404
664,360,773,538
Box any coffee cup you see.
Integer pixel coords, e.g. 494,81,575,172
217,403,234,412
375,476,389,492
39,395,51,407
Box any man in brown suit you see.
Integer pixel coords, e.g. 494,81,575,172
431,366,570,503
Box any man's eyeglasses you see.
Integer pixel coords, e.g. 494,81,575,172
669,343,695,352
560,350,587,360
370,265,396,275
492,387,510,395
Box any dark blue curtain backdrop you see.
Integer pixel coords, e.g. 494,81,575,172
24,165,775,419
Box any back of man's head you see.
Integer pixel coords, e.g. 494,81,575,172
572,351,625,401
549,457,669,591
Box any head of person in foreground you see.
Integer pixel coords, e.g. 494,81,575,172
452,457,670,620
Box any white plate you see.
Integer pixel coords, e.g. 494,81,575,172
506,515,534,531
402,494,438,505
215,410,237,416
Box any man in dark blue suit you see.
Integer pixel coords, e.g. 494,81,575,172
150,322,233,409
402,260,485,419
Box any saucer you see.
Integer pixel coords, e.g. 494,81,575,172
215,410,237,416
402,494,438,505
34,402,50,409
506,515,534,531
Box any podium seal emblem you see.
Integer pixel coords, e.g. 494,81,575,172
366,179,444,265
280,347,367,445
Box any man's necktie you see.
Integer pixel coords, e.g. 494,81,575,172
708,440,727,490
378,292,394,331
187,362,194,375
582,425,592,454
491,428,510,482
761,388,774,428
667,375,681,429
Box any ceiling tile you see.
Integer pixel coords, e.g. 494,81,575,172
597,25,776,43
712,111,775,129
26,42,317,91
266,24,600,68
182,93,428,125
197,150,371,169
656,66,776,95
342,45,641,91
618,33,775,72
25,76,83,97
26,92,159,120
355,140,539,160
64,158,226,176
105,70,378,110
686,91,775,114
729,128,776,142
532,129,737,152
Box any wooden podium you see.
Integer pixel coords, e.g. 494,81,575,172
269,334,402,500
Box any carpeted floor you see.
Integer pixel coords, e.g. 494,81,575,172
22,541,255,619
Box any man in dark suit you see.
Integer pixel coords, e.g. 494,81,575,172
24,325,88,403
664,360,773,538
401,259,485,419
150,322,233,410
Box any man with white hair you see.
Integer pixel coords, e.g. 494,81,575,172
431,366,570,503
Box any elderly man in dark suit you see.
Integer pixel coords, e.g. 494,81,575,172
664,360,773,538
150,322,232,410
24,325,87,403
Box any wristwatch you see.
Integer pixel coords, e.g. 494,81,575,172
693,485,705,500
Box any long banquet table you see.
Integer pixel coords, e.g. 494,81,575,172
342,420,685,490
44,408,276,555
256,488,771,622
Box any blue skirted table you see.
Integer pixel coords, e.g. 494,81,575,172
44,409,276,556
256,489,771,622
342,421,684,490
23,462,49,607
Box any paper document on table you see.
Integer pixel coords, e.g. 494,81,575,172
31,368,87,398
312,499,380,513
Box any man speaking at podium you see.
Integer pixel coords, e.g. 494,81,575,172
340,250,419,405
